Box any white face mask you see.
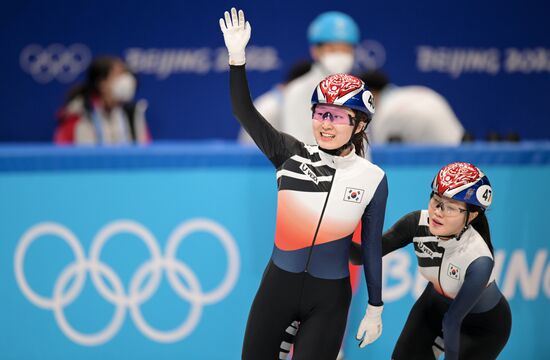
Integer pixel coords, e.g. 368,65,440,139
110,73,136,103
319,52,355,75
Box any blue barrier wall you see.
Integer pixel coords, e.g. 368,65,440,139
0,143,549,359
1,0,549,142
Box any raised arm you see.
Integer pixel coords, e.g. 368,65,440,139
220,8,298,167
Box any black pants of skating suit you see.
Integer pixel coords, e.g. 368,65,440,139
392,284,512,360
242,261,351,360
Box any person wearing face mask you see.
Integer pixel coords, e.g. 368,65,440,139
281,11,359,145
220,8,386,359
55,56,150,145
372,162,511,359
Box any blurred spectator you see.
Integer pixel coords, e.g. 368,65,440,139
238,60,312,144
54,55,150,145
361,70,464,145
240,11,360,145
465,131,521,142
504,132,521,142
485,131,502,142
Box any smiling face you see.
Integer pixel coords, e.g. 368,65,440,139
428,193,478,238
312,104,362,150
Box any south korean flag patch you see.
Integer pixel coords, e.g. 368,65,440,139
447,263,460,280
344,187,364,203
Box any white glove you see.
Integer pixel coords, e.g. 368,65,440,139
219,7,251,66
356,304,383,348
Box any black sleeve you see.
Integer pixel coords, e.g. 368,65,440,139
230,65,302,167
349,240,362,265
349,210,421,265
361,175,388,306
382,210,421,256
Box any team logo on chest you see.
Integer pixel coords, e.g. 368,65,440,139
447,263,460,280
417,241,434,258
299,163,319,184
344,187,364,203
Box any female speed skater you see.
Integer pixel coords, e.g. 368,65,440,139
382,162,512,359
220,8,387,360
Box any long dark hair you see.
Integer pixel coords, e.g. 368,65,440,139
467,204,494,255
64,56,122,104
351,111,370,157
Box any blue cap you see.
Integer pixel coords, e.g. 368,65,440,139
308,11,360,45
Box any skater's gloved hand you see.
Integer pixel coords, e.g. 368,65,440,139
356,304,383,348
219,7,251,66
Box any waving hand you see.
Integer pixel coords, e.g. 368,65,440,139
219,8,251,66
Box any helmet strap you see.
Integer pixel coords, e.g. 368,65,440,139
458,210,472,239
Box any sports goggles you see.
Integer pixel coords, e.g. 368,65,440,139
429,194,468,217
312,105,354,125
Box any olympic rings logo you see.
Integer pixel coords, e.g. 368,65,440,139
14,219,240,346
20,43,92,84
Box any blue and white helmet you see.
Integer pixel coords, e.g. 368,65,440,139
308,11,360,45
432,162,493,209
311,73,375,120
